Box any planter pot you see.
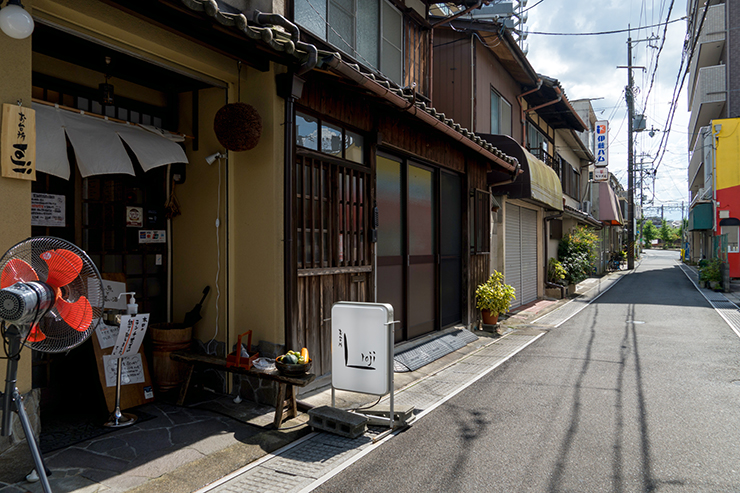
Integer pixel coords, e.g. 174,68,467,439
709,280,721,291
481,309,499,325
698,280,707,288
567,283,576,296
545,287,563,299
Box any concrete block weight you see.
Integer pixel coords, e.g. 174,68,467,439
307,405,368,439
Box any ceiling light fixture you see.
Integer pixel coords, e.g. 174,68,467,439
0,0,34,40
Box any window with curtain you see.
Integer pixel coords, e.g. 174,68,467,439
294,0,403,84
490,88,512,135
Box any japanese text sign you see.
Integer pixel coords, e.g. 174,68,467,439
595,120,608,167
111,314,150,359
1,103,36,180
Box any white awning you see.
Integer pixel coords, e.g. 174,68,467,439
33,103,188,180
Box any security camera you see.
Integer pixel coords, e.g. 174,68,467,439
205,152,225,165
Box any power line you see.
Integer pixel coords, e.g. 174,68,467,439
652,2,708,175
515,16,686,36
640,0,676,116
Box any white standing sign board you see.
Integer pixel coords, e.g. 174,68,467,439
331,302,394,396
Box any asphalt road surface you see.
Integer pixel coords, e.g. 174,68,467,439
314,250,740,492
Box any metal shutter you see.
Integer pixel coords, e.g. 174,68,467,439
505,205,522,307
520,207,538,305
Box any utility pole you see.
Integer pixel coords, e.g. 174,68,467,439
625,35,636,270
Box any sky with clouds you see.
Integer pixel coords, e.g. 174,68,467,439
522,0,689,221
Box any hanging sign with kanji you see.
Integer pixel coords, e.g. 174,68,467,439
1,103,36,180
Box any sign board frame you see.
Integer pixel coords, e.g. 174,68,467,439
331,302,394,396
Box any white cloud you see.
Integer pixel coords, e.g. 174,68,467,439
523,0,689,220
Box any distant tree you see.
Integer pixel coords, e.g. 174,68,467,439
643,220,657,247
659,219,679,248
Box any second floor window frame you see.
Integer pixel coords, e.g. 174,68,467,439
490,87,512,136
294,0,404,85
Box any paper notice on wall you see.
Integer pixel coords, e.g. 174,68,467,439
31,193,65,227
103,353,145,387
102,280,127,311
95,322,119,349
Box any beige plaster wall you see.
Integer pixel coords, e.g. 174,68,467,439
26,1,286,353
227,68,285,347
0,2,34,392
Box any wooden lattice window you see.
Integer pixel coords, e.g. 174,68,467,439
295,154,371,270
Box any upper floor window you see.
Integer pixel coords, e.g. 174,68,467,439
490,89,512,135
295,0,403,84
296,110,365,165
526,121,548,155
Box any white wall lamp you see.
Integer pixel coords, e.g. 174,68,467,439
205,151,225,165
0,0,34,40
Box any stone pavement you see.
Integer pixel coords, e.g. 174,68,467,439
0,267,640,493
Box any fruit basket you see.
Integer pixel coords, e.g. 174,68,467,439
275,358,312,376
275,348,312,376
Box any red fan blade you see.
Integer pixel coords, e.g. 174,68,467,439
41,249,83,288
1,259,39,288
56,296,93,332
27,324,46,342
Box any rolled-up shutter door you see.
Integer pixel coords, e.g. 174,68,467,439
505,205,522,308
520,207,538,305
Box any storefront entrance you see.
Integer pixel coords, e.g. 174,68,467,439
376,154,462,342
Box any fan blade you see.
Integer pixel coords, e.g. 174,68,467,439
27,324,46,342
56,296,93,332
1,259,39,288
41,249,83,288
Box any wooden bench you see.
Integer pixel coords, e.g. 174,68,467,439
169,350,316,429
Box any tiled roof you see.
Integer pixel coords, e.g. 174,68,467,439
179,0,519,171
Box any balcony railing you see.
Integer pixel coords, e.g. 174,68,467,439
527,147,560,175
688,64,726,150
688,4,725,107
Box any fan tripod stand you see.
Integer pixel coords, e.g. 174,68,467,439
2,326,53,493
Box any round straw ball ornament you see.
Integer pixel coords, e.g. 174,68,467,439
213,102,262,151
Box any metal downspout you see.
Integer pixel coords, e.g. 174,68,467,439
517,78,542,146
525,86,563,114
283,80,297,351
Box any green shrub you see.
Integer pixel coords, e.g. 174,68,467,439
700,258,722,282
558,226,598,285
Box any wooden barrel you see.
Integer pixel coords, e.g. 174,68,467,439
150,323,192,392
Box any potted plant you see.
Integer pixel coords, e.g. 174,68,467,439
701,258,723,290
546,258,567,299
475,271,516,325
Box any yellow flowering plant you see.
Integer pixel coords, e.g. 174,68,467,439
475,271,516,316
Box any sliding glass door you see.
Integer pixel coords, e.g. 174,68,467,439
376,154,461,342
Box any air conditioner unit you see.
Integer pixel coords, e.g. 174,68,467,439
582,201,592,215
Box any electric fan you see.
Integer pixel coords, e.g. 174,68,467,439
1,236,104,493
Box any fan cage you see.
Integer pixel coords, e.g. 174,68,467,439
0,236,104,353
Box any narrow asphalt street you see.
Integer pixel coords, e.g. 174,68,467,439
313,250,740,492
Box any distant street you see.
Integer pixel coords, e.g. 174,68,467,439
315,250,740,492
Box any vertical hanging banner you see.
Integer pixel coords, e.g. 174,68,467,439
595,120,608,167
1,103,36,180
